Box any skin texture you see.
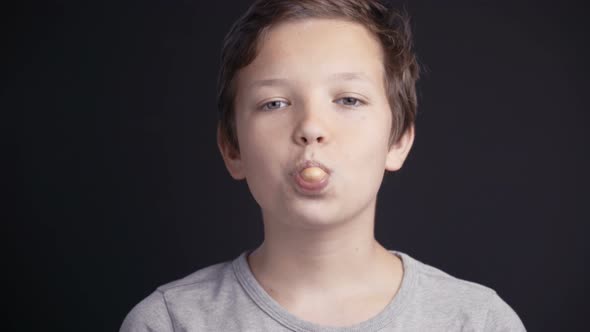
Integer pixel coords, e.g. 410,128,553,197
218,18,414,327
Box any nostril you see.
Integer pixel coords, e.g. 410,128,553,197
301,137,308,143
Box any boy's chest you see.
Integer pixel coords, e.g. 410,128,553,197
168,292,480,332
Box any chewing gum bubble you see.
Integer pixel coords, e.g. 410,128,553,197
300,167,327,182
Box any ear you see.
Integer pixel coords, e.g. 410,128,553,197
217,124,246,180
385,125,415,172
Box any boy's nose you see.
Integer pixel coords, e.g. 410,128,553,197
292,108,329,146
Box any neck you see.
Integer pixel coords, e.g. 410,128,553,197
248,201,395,296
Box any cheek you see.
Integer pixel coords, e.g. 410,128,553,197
339,116,391,180
239,120,285,166
239,137,278,207
343,112,391,151
236,119,288,202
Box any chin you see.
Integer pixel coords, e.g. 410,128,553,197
279,200,352,230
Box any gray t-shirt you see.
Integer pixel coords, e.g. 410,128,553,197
120,250,526,331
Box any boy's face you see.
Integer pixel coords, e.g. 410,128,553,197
219,18,414,228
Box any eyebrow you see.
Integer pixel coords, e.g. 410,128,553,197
248,78,291,90
328,72,373,83
248,72,374,90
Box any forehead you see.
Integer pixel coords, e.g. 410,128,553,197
235,18,385,90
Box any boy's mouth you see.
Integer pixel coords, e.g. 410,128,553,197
292,160,331,194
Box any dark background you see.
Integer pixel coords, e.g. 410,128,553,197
12,0,588,331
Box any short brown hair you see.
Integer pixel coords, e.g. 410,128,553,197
217,0,419,154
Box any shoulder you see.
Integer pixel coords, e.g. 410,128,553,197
404,252,495,303
157,260,233,295
395,251,526,331
120,261,234,332
482,291,527,331
120,290,172,332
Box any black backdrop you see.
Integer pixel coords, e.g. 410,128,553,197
13,1,588,331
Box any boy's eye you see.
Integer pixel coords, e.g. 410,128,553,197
335,97,363,107
261,100,289,111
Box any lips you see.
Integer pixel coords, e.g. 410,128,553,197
292,160,331,194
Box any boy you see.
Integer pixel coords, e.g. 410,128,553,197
121,0,526,331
